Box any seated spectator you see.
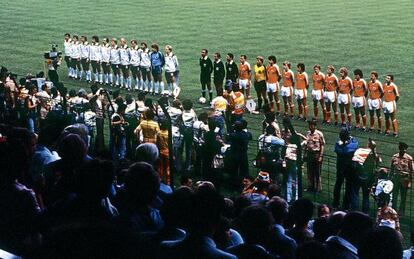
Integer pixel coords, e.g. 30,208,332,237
40,159,118,231
159,187,236,259
0,136,41,255
242,171,271,205
308,204,331,234
114,162,164,234
266,196,297,259
296,240,329,259
180,175,193,189
358,226,403,259
326,211,373,259
286,198,315,245
227,205,275,259
403,229,414,259
312,217,331,243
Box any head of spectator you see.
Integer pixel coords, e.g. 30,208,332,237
61,123,90,149
327,211,346,235
266,196,289,225
172,99,182,109
317,204,331,218
339,211,373,248
237,205,273,245
74,159,114,201
291,198,314,228
0,135,28,185
223,198,235,219
135,143,159,166
234,120,244,132
188,187,225,237
124,162,160,209
313,217,331,243
398,142,408,156
207,118,217,132
160,186,193,231
358,227,403,259
144,108,155,120
339,127,351,144
264,111,276,123
233,196,252,218
57,133,87,166
194,181,216,192
182,99,193,111
267,183,281,199
296,240,329,259
180,175,193,188
213,217,232,250
265,125,276,136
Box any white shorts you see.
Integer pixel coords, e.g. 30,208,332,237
295,89,307,100
281,86,293,97
368,98,382,110
239,79,249,89
383,101,396,114
324,91,337,103
352,96,366,108
311,89,324,101
266,82,279,93
338,93,351,105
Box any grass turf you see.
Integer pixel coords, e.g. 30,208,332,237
1,0,414,243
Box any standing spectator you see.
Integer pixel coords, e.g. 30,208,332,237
333,128,359,210
375,192,400,232
111,103,128,162
150,43,165,95
213,52,225,96
227,120,252,188
266,196,297,259
89,88,105,153
157,120,171,185
390,142,413,214
304,119,325,192
134,109,159,144
326,211,373,259
210,94,227,137
25,84,38,133
180,99,197,172
228,87,246,128
199,49,213,102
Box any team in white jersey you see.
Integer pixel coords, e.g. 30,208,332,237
63,33,179,95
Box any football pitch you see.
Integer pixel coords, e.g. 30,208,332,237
1,0,414,238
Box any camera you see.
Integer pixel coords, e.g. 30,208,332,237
44,44,62,68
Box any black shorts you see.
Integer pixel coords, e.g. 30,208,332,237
151,65,162,77
200,74,211,84
254,80,266,92
111,64,120,73
165,71,177,83
130,65,140,75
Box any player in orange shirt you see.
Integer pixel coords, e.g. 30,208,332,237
281,61,295,117
324,65,339,125
382,74,400,137
266,55,281,114
352,69,368,130
239,55,251,98
367,71,384,133
311,64,325,120
295,63,309,120
338,67,353,126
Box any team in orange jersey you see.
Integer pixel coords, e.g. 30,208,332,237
295,63,309,120
311,64,325,120
367,71,384,133
281,61,295,116
238,55,251,98
352,69,368,130
382,74,399,137
338,67,353,126
324,65,339,125
266,55,281,114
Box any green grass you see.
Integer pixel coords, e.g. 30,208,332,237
1,0,414,244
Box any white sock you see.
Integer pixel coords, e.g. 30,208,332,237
105,74,109,84
154,82,159,94
135,77,139,90
139,79,144,90
116,75,120,86
160,82,165,93
109,74,113,84
75,69,79,79
120,76,124,87
80,71,84,80
99,73,103,83
168,83,172,94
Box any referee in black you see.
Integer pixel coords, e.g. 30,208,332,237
199,49,213,102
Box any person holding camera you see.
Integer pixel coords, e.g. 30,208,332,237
304,119,325,193
111,103,128,162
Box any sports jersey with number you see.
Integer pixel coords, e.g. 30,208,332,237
312,72,325,90
338,76,353,94
266,64,279,84
368,80,383,99
325,74,338,91
239,62,251,80
353,79,367,97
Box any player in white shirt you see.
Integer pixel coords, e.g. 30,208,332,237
70,35,82,79
119,38,131,90
63,33,72,77
79,35,91,82
89,35,102,84
110,38,121,87
129,39,142,91
100,38,111,85
140,42,152,93
164,45,179,96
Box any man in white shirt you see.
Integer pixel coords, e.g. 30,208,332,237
164,45,179,96
119,38,131,90
100,38,111,85
139,42,152,93
79,35,91,82
89,35,102,83
70,35,81,79
129,39,142,91
110,38,121,87
63,33,72,77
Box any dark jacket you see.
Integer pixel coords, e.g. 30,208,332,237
214,60,225,82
